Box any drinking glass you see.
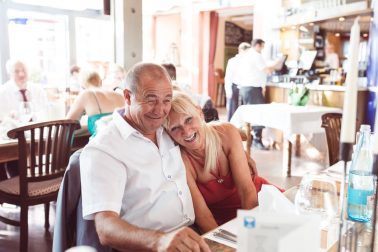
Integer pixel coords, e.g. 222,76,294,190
295,172,339,228
18,101,33,123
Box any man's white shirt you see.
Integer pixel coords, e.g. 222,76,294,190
0,80,48,120
80,109,195,231
233,48,268,88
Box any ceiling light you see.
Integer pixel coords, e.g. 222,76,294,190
338,17,345,22
309,23,314,26
363,33,368,37
335,33,340,37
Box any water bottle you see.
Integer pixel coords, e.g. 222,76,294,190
347,125,375,222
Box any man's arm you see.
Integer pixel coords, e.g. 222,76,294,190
95,211,211,252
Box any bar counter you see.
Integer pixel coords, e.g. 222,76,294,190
265,82,369,124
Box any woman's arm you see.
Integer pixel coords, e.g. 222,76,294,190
218,123,258,210
182,154,219,233
66,91,87,120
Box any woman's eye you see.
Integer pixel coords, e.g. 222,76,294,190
185,117,192,124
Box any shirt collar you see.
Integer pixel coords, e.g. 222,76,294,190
112,108,164,141
6,80,29,92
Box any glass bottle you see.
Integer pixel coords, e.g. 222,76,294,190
347,125,375,222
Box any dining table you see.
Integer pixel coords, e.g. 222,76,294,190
230,103,342,176
203,161,376,251
0,128,90,163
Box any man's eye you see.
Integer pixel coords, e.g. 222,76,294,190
146,98,157,104
170,127,177,132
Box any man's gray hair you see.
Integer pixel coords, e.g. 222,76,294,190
125,62,171,93
5,59,26,75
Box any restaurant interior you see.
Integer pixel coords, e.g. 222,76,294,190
0,0,378,251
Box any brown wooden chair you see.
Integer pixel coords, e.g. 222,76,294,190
0,119,80,252
321,113,342,166
214,68,226,107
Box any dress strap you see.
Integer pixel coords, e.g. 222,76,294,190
91,91,102,114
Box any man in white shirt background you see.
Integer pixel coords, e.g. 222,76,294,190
324,43,340,69
80,62,210,252
0,59,48,179
224,42,250,121
0,59,48,121
233,39,280,150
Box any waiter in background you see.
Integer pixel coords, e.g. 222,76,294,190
234,39,279,150
224,42,251,121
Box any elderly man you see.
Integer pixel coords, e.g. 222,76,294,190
0,59,48,121
80,62,210,251
0,59,48,179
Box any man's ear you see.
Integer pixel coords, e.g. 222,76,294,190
124,89,132,105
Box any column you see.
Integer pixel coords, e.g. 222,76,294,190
112,0,142,69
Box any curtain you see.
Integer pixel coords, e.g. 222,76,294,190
208,11,219,101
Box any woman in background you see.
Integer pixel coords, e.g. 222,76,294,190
66,68,124,136
164,91,284,233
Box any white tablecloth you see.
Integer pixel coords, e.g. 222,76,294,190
230,103,342,137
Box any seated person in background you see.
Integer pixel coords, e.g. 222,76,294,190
68,65,81,92
102,63,126,93
80,62,210,251
164,91,284,233
0,59,48,179
66,68,124,136
162,63,219,122
0,59,48,122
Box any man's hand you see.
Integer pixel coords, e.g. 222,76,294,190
245,151,258,179
156,227,211,252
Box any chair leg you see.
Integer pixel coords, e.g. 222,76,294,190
20,206,28,252
44,202,50,230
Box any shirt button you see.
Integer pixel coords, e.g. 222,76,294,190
184,214,188,218
167,175,171,179
178,191,182,195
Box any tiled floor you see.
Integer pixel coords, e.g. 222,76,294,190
0,106,329,251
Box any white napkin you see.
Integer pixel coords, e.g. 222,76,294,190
258,184,296,213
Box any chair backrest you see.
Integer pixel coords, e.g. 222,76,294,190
321,113,342,166
7,119,80,196
53,149,112,252
214,68,225,83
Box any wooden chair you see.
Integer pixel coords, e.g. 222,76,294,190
0,119,80,252
321,113,342,166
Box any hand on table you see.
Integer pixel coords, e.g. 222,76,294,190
156,227,211,252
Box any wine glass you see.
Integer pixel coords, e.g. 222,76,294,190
295,172,339,228
18,101,33,123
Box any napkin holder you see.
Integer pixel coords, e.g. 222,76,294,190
237,211,320,252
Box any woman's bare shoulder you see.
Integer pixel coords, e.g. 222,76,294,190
211,121,238,134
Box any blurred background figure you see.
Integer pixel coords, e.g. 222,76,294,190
66,67,124,136
224,42,251,121
68,65,81,92
162,63,219,122
0,59,48,178
325,43,340,69
161,63,177,82
0,59,48,122
102,63,126,92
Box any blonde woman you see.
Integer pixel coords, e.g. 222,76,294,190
66,68,124,135
164,92,283,233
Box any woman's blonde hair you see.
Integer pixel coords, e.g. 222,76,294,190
164,91,221,173
79,69,102,89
